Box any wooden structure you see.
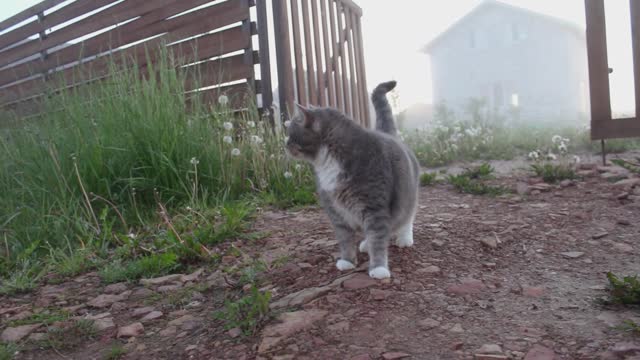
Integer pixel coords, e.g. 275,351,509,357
0,0,370,126
585,0,640,140
273,0,370,127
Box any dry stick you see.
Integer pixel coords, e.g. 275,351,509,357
89,192,128,231
73,160,101,235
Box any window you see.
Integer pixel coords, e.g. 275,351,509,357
511,93,519,107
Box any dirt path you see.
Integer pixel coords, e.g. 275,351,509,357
2,163,640,360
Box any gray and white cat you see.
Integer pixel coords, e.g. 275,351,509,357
285,81,419,279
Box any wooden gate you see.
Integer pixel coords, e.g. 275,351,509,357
272,0,370,127
585,0,640,140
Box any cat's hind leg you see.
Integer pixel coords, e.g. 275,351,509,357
395,214,415,248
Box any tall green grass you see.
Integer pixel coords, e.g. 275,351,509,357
0,53,314,277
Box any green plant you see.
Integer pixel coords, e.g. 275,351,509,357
446,163,507,196
419,172,438,186
0,343,17,360
7,309,69,327
612,158,640,174
0,260,44,295
530,163,576,183
104,344,127,360
45,319,97,350
237,260,267,286
99,252,179,284
618,320,640,336
51,250,97,278
606,272,640,305
214,285,271,335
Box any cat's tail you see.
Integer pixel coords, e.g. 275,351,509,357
371,80,397,136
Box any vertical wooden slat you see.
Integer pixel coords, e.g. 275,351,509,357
300,0,317,105
256,0,273,125
354,13,370,127
585,0,613,139
336,2,351,116
321,0,336,107
290,0,308,106
311,0,326,106
241,0,255,98
345,7,360,123
272,0,295,118
329,0,344,111
630,0,640,119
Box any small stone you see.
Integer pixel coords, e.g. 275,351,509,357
592,231,609,240
560,251,584,259
480,237,498,249
418,318,440,329
103,282,128,294
516,182,530,195
559,179,574,187
611,342,640,357
269,285,331,309
168,314,199,330
140,274,183,286
342,273,378,290
159,326,177,337
618,219,631,226
1,324,42,342
370,289,391,301
451,342,465,350
258,310,328,353
450,323,464,333
180,268,204,283
523,287,545,298
228,327,242,338
185,344,197,352
612,178,640,190
613,242,634,253
132,306,155,317
87,291,131,308
617,192,630,200
117,322,144,338
327,321,350,333
157,284,182,293
476,344,503,354
141,311,163,322
447,278,485,296
93,317,116,331
27,332,49,342
530,183,552,192
130,288,155,300
524,345,556,360
382,352,411,360
432,239,445,248
111,302,127,312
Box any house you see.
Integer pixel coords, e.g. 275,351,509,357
422,0,589,123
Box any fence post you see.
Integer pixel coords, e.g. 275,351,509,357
256,0,274,127
272,0,295,121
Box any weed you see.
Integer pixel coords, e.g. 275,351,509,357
7,309,69,327
612,158,640,174
606,272,640,305
237,260,267,286
214,285,271,335
45,319,97,350
420,172,438,186
99,252,179,284
617,320,640,336
530,163,576,183
51,250,97,278
446,164,507,196
0,343,17,360
0,260,43,295
104,344,127,360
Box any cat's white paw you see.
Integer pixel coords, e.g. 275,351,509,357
358,240,368,253
369,266,391,279
336,259,356,271
396,233,414,248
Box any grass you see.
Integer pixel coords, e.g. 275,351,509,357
104,345,127,360
612,158,640,174
7,309,69,327
606,272,640,305
446,163,508,196
0,50,316,285
530,163,576,183
99,252,179,284
0,343,17,360
419,172,438,186
43,319,97,351
214,285,271,336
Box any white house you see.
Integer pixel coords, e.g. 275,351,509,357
422,0,589,123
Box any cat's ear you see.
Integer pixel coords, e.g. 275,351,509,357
295,103,315,129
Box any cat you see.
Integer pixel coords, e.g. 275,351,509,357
285,80,419,279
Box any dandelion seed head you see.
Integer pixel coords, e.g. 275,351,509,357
284,171,293,178
552,135,562,144
247,121,256,128
223,135,232,144
251,135,263,144
295,164,302,170
231,148,241,156
223,122,233,131
190,157,199,165
218,94,229,105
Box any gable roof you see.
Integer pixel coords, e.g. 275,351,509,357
421,0,585,53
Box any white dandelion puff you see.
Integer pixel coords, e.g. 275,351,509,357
552,135,562,144
251,135,263,144
558,142,568,153
546,152,557,161
247,121,256,128
127,232,136,239
284,171,293,178
528,151,540,160
223,122,233,131
284,120,292,128
223,136,232,144
231,148,241,156
295,164,302,170
190,157,199,165
218,94,229,105
572,155,581,164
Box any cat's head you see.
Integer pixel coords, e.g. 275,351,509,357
285,104,327,162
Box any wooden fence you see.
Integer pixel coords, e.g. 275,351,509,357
273,0,370,127
585,0,640,140
0,0,370,126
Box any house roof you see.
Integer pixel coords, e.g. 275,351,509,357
421,0,585,53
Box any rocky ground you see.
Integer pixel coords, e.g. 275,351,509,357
2,159,640,360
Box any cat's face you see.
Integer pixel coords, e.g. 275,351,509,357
285,105,323,162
